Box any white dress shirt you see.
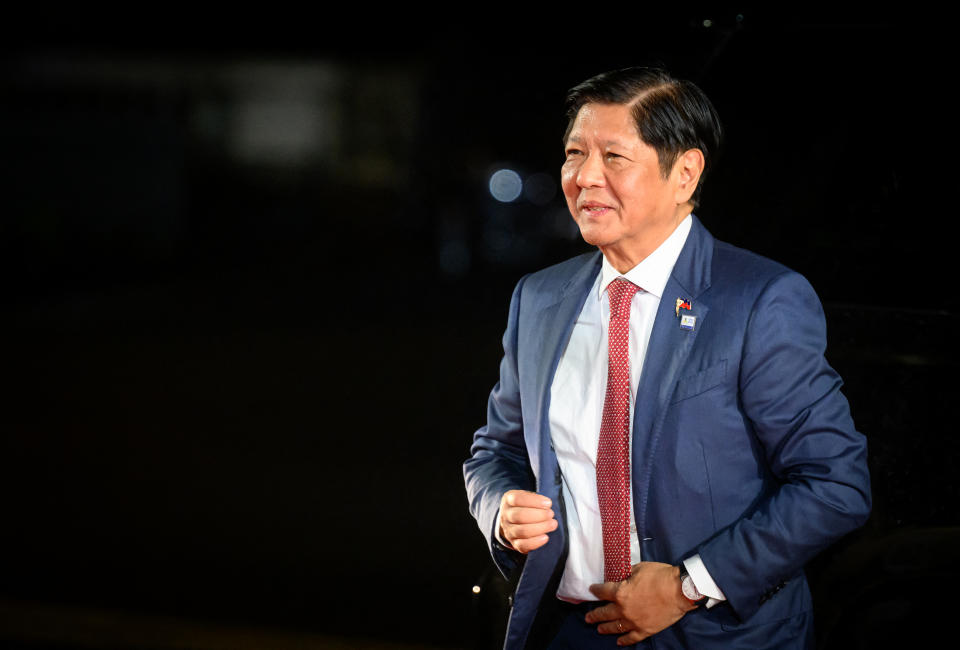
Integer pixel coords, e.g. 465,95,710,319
547,215,725,605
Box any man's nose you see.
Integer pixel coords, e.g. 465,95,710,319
577,152,605,188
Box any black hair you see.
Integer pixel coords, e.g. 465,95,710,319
564,67,723,206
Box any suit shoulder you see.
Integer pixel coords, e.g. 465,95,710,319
712,239,806,289
708,239,824,326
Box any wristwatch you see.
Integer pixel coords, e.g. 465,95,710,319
679,567,707,605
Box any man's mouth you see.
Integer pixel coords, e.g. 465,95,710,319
579,201,613,214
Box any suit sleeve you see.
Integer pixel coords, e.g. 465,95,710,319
463,275,536,578
696,270,871,621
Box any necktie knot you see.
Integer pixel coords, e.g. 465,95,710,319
608,278,639,320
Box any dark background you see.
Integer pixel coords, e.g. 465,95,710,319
2,9,956,650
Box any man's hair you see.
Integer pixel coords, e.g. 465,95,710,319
564,67,723,207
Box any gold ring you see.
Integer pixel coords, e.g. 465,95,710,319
617,621,624,633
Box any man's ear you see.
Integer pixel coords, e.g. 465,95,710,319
673,149,705,205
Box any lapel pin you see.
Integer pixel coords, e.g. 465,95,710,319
675,298,692,317
680,314,697,331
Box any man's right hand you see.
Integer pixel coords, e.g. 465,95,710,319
498,490,558,553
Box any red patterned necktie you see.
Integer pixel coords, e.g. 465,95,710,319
597,277,639,583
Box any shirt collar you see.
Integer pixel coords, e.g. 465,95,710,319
598,214,693,301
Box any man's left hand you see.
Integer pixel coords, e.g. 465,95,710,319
585,562,697,646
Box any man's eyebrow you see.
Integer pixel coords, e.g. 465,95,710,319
564,134,630,148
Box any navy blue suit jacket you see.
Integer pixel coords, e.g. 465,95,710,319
464,217,871,649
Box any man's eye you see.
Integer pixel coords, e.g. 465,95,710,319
565,149,583,157
606,152,623,160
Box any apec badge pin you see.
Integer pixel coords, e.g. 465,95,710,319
676,298,695,331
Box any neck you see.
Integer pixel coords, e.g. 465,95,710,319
600,207,691,274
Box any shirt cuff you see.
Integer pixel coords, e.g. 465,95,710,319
682,555,726,608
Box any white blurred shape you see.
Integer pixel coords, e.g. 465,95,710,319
489,169,523,202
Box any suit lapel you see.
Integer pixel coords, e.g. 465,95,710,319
529,253,602,477
632,217,714,536
509,253,600,648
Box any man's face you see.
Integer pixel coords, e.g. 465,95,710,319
561,103,685,262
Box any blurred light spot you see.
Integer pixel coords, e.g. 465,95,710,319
736,14,744,22
524,172,557,206
489,169,523,202
472,585,482,594
233,98,323,166
703,19,713,27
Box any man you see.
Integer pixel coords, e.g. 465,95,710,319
463,68,871,649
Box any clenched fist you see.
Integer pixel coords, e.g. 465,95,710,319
498,490,559,553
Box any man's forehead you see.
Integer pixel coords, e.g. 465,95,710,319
576,102,636,120
566,103,640,143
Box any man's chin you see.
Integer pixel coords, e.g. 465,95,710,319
580,236,619,253
575,225,612,249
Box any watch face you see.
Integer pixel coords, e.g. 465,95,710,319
681,575,703,601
